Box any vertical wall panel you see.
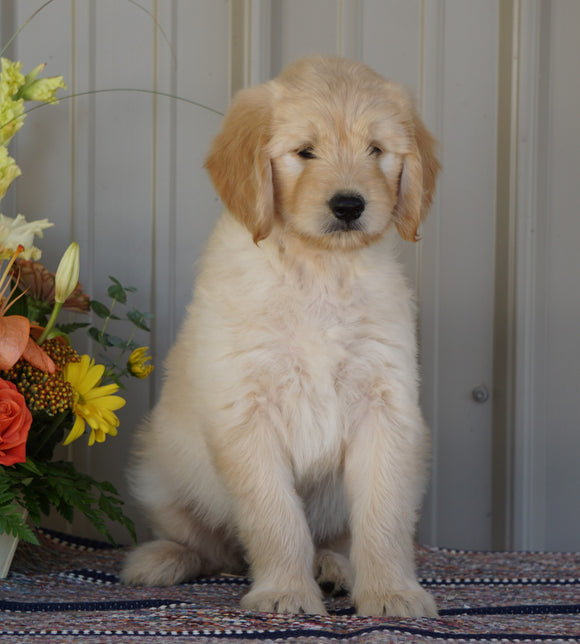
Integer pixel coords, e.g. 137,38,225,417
271,0,341,71
87,0,156,540
425,0,498,549
10,0,73,270
152,0,229,401
362,0,421,87
542,0,580,551
172,0,229,341
71,0,96,311
504,0,549,552
415,0,445,547
151,0,178,402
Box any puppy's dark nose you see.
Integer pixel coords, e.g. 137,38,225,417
329,193,365,222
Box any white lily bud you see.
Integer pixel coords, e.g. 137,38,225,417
54,241,80,304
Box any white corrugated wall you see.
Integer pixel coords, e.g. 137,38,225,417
1,0,578,551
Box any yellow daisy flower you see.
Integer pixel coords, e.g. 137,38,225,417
127,346,154,379
63,355,126,446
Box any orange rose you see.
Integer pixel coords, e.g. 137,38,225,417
0,378,32,466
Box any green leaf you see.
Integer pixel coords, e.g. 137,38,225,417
15,459,42,477
127,309,151,332
107,280,127,304
101,370,124,390
107,335,129,349
0,491,17,507
0,503,39,544
56,321,90,334
90,300,111,319
1,454,136,546
88,327,114,347
109,276,137,296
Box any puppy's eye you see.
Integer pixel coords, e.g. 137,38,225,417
297,147,316,159
368,145,383,156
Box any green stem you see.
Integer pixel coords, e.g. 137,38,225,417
98,299,116,344
0,88,224,133
110,327,136,372
98,316,137,386
37,301,62,345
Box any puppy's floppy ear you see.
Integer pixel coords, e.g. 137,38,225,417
205,84,274,244
394,111,440,242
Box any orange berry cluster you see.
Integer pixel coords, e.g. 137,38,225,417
1,339,81,416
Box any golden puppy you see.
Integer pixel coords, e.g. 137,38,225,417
122,55,440,618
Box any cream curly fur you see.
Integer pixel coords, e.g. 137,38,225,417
121,55,440,618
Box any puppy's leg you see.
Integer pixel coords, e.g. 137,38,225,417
214,412,326,615
121,503,244,586
345,398,437,618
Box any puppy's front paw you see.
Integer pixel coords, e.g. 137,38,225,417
355,588,438,618
241,586,327,615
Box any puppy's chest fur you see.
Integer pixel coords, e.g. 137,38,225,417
270,280,369,477
214,235,414,480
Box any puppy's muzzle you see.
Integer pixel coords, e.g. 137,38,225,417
329,193,366,224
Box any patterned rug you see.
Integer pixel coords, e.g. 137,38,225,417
0,530,579,643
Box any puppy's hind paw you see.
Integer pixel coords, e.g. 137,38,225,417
314,549,353,596
241,586,327,615
120,539,202,587
355,588,438,618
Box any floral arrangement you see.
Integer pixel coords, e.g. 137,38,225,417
0,57,153,545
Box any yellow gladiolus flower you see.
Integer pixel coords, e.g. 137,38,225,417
0,100,24,145
1,58,66,146
18,63,67,104
0,58,25,99
0,58,25,145
63,355,126,446
127,346,154,379
0,146,21,201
